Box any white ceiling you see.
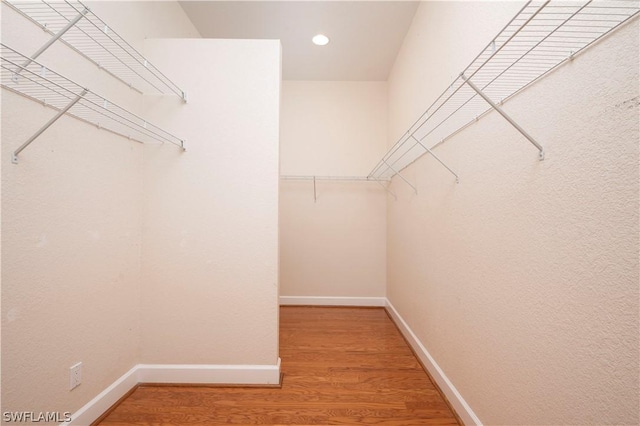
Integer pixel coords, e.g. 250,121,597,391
179,1,419,81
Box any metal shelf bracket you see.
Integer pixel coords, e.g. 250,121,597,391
383,159,417,194
460,73,545,161
2,44,186,163
410,134,459,182
19,6,90,73
4,0,186,98
367,1,639,181
375,179,397,200
12,89,87,164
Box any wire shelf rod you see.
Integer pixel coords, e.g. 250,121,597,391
280,175,391,182
383,159,417,193
462,74,544,159
1,59,179,146
2,0,186,100
368,0,639,181
41,2,168,94
18,5,89,72
367,2,542,179
281,175,395,201
3,85,162,148
1,43,185,163
11,90,86,163
394,1,536,150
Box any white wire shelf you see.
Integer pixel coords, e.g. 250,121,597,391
1,43,185,163
369,0,640,183
2,0,186,100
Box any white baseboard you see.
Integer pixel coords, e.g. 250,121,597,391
64,302,478,426
385,300,482,426
279,295,387,307
62,365,139,426
62,359,281,425
137,358,281,385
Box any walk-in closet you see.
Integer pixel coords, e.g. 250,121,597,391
2,1,638,424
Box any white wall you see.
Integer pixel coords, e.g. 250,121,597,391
1,0,199,417
88,1,202,47
1,90,144,418
140,38,281,365
280,81,387,298
386,2,639,425
281,81,388,176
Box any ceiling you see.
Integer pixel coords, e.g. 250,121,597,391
178,1,419,81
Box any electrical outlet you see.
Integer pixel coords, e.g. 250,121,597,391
69,362,82,390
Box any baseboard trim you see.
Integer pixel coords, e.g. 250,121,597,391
62,365,139,426
137,358,282,385
63,359,281,425
64,302,478,425
279,296,387,307
385,300,482,426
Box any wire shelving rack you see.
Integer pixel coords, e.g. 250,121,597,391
2,0,186,100
1,43,185,163
368,0,640,187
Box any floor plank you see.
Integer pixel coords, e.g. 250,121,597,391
98,307,459,425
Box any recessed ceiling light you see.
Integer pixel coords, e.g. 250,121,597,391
312,34,329,46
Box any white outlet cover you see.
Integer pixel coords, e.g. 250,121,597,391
69,362,82,390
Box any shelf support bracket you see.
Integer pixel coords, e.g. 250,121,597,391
313,176,317,203
375,179,397,200
461,73,544,160
17,7,90,74
410,135,459,183
383,159,417,194
12,89,88,164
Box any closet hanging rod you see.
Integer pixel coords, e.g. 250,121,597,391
281,175,390,182
2,0,187,101
368,0,639,181
1,43,185,163
281,175,396,202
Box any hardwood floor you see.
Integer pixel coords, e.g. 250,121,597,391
98,307,459,425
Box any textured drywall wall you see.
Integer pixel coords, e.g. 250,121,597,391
281,81,388,176
86,1,202,45
2,90,143,419
1,1,200,417
386,2,639,424
280,81,387,297
140,39,281,365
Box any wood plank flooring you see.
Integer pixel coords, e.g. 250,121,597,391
98,307,459,425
